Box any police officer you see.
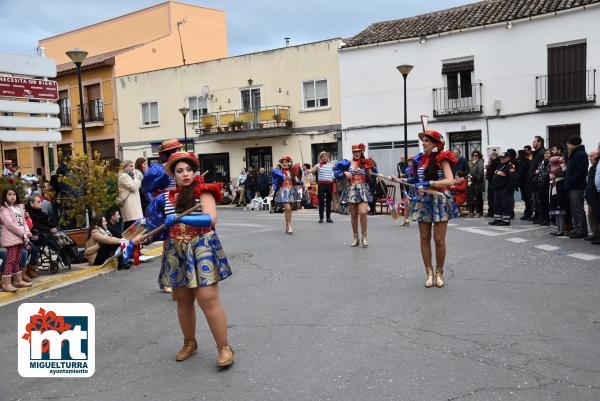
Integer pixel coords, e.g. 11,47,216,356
489,152,517,226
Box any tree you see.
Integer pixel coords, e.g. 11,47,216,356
58,152,118,228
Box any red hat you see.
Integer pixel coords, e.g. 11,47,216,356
164,152,200,176
279,155,292,163
418,130,445,145
351,143,366,152
159,139,183,153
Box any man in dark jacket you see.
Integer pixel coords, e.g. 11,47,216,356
517,150,533,220
528,136,546,223
453,150,468,176
256,167,271,198
565,135,589,238
485,152,500,217
245,166,257,203
489,152,517,226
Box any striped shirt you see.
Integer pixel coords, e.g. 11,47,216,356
163,192,203,216
315,162,335,183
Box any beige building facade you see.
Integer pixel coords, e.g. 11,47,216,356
117,39,342,183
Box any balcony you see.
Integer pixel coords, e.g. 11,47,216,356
77,99,104,126
536,69,596,108
58,109,71,130
194,105,293,137
432,83,483,117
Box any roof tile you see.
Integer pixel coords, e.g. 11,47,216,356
343,0,600,47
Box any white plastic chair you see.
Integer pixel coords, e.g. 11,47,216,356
262,196,273,212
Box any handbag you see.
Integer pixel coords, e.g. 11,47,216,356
115,192,131,208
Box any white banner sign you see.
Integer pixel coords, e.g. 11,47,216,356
0,130,61,142
0,99,59,114
0,52,56,78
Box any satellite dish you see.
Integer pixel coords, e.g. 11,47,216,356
200,86,210,98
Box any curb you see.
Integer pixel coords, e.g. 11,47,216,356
0,262,117,306
0,242,165,306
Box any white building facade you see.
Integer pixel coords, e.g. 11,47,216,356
340,1,600,177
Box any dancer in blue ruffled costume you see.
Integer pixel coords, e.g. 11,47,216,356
142,151,234,368
272,155,302,234
334,143,376,247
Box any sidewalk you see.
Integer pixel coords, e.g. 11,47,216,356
0,241,164,306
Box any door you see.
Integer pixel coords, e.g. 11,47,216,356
33,146,45,177
198,152,230,183
311,142,339,165
89,139,115,160
548,42,586,105
548,124,580,149
241,88,261,127
448,131,482,158
246,146,272,172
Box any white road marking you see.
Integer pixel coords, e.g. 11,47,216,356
567,253,600,261
456,225,544,237
534,244,561,251
447,223,457,227
505,237,529,243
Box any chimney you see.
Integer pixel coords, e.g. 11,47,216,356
285,37,290,47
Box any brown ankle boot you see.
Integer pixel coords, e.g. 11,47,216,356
21,269,32,283
13,272,32,288
425,266,434,288
175,338,198,361
216,345,234,368
435,266,445,288
2,275,17,292
26,265,38,278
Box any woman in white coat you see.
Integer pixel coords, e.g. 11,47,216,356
117,160,143,230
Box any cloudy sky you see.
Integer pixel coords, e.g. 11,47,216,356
0,0,469,56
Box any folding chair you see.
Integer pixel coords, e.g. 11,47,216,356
262,196,273,212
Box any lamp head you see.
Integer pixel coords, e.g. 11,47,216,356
178,107,190,117
396,64,414,77
65,48,88,64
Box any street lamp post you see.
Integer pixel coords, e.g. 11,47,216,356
178,107,190,152
66,49,88,155
396,64,414,162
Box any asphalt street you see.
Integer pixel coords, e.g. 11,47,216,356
1,208,599,401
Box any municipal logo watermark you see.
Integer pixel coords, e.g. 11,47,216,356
18,303,95,377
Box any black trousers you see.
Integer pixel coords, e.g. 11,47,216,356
537,184,550,222
93,244,121,266
317,183,333,220
493,188,513,222
519,184,532,217
487,183,495,215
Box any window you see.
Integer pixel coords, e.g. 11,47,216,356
90,139,115,160
3,149,18,166
151,143,161,155
141,101,159,126
58,90,70,126
303,79,328,109
442,60,473,99
187,96,208,121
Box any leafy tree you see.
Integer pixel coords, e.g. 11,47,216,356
58,151,118,228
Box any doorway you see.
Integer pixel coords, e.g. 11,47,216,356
33,146,45,177
448,130,482,158
311,142,338,166
246,146,272,172
198,152,230,183
548,124,580,150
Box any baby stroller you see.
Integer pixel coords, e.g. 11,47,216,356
32,232,73,274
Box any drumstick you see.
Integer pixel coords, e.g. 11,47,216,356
373,173,446,198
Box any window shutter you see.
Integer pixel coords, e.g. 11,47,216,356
303,81,315,101
141,103,149,125
150,102,159,123
86,84,101,100
315,80,328,99
442,60,474,74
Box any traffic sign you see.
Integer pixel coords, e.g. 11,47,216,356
0,77,58,101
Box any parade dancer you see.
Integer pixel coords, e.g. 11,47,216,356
389,131,458,287
334,143,375,247
143,152,234,368
272,155,301,234
141,139,184,294
309,151,335,223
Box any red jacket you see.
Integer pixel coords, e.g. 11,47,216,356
450,178,468,207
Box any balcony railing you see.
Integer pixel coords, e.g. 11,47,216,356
536,69,596,108
432,83,483,117
77,99,104,124
194,105,292,134
58,109,71,127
